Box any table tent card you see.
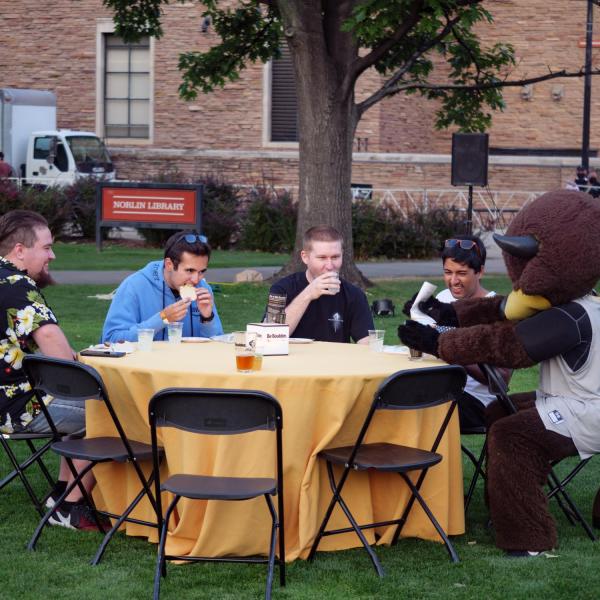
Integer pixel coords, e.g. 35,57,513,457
247,323,289,356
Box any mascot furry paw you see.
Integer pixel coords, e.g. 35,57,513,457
399,190,600,555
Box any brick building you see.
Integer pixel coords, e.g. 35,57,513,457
1,0,599,197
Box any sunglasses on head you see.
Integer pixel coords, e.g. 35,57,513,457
181,233,208,244
444,238,481,257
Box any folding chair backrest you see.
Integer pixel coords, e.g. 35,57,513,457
149,388,282,435
375,365,466,411
23,355,105,402
479,363,516,413
22,355,137,460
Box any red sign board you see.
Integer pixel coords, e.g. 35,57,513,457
96,182,203,250
102,186,197,223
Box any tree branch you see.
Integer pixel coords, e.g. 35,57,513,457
356,12,464,115
384,67,596,95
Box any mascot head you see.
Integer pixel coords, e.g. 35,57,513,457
494,190,600,318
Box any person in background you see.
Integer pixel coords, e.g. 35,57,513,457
0,210,99,530
588,170,600,198
0,151,15,178
268,225,373,343
575,165,589,192
102,230,223,343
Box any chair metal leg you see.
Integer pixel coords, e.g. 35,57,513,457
0,436,52,516
307,461,347,563
334,486,385,577
310,461,384,577
264,494,279,600
277,489,285,587
25,439,55,488
400,473,460,563
547,469,597,541
91,468,158,565
153,496,179,600
463,443,486,514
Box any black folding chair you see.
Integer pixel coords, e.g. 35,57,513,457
22,355,163,564
308,365,467,577
0,425,59,517
479,363,597,542
149,388,285,600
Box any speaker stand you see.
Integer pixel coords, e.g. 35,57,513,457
465,185,473,235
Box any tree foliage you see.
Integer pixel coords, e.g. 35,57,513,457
103,0,521,132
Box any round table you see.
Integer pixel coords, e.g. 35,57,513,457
80,340,465,561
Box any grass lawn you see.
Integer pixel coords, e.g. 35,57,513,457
1,277,598,599
52,241,289,271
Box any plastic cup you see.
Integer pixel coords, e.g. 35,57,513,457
368,329,385,352
409,347,423,360
234,331,257,373
167,322,183,344
137,328,154,351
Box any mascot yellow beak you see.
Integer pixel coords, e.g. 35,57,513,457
504,289,551,320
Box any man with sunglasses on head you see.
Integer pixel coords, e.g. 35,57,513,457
102,231,223,343
404,235,510,429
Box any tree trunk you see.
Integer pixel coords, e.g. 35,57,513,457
274,1,371,288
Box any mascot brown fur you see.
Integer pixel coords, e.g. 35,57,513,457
399,190,600,556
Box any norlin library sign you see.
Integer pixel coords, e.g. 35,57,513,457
95,182,203,250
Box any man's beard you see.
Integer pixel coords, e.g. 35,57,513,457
33,269,56,289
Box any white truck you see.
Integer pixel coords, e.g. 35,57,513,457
0,87,116,187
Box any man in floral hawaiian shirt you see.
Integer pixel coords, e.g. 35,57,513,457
0,210,101,529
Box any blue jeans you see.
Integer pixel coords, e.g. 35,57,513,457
26,398,86,436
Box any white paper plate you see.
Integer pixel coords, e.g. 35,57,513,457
289,338,314,344
210,333,235,343
89,342,135,354
181,337,211,343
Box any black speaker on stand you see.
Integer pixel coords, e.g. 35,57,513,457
451,133,489,234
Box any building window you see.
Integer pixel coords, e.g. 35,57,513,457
104,34,150,138
270,46,298,142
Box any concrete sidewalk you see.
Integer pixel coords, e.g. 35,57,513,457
53,257,507,285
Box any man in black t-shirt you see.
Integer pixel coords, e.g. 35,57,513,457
269,226,373,343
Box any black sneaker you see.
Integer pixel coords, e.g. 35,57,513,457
48,504,109,531
44,490,61,509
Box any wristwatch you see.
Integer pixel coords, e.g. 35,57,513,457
160,310,169,325
200,311,215,323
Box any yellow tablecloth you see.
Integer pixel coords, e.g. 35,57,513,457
81,341,464,561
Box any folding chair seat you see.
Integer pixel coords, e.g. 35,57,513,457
308,365,467,577
0,428,59,516
22,355,163,564
148,387,285,600
480,363,597,542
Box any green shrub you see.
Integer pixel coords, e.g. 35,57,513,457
199,175,241,249
239,185,297,253
0,183,71,238
352,200,465,259
65,178,101,239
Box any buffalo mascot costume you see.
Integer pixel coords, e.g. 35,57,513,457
399,190,600,556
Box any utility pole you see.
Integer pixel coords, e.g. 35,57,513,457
582,0,596,171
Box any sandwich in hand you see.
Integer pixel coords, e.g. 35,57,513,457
179,284,197,302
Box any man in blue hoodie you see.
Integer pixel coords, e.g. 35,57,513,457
102,231,224,342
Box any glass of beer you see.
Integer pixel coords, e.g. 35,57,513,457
234,331,257,373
